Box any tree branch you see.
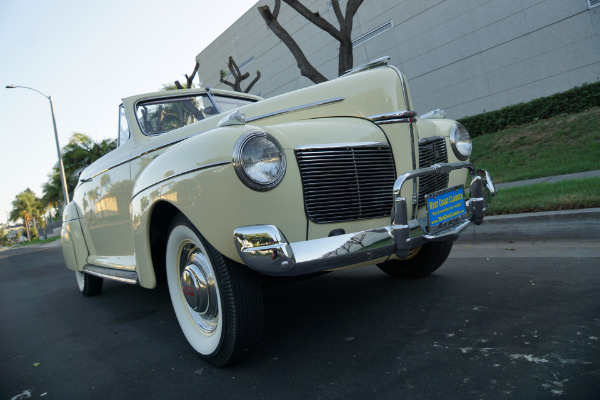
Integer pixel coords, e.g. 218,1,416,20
220,77,240,91
330,0,345,27
244,71,262,93
184,62,200,89
283,0,342,40
258,4,328,84
346,0,364,20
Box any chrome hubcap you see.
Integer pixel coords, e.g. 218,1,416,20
179,243,218,333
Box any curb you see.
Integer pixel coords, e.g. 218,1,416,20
494,170,600,190
457,208,600,242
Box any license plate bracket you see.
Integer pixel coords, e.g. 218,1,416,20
425,185,467,234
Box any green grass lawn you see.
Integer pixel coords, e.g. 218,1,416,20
487,178,600,215
16,235,61,247
469,107,600,214
470,107,600,183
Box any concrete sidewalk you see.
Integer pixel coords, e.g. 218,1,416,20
494,170,600,189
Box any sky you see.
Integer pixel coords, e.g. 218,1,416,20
0,0,260,225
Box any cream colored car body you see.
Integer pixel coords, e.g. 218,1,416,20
62,63,475,289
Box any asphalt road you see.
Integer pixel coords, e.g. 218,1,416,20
1,240,598,400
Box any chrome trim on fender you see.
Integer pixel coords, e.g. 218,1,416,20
367,110,417,124
82,138,188,182
234,163,497,276
246,97,344,123
132,161,231,198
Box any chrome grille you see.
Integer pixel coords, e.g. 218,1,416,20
418,137,449,207
295,143,396,223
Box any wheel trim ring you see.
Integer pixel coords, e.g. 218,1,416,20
178,241,220,334
166,224,224,356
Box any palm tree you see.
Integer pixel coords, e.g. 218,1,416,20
42,133,116,209
10,188,42,241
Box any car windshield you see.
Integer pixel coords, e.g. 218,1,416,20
211,95,256,113
136,94,257,135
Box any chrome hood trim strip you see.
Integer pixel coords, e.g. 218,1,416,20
294,141,389,151
246,97,344,123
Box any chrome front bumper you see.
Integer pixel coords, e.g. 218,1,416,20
234,162,496,276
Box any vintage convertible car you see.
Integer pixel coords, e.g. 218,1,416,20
61,57,496,366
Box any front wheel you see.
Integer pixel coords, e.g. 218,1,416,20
166,214,263,366
75,270,103,296
377,240,454,279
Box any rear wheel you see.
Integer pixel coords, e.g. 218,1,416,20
166,214,263,366
75,271,103,296
377,240,454,278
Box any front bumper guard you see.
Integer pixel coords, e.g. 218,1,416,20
234,162,496,276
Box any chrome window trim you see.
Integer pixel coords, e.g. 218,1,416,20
205,88,222,114
134,93,210,136
246,97,344,123
117,104,130,147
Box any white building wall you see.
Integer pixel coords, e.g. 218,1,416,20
196,0,600,119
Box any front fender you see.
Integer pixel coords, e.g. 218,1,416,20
130,117,390,284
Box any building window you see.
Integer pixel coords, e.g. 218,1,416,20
589,0,600,8
352,21,394,48
222,55,255,78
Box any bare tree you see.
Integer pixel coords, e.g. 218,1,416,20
175,62,200,89
258,0,365,84
220,56,262,93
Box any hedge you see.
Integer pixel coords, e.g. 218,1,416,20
457,81,600,138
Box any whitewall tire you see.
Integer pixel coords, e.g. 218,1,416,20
166,214,263,366
75,270,103,297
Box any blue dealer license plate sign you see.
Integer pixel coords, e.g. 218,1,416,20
425,186,467,233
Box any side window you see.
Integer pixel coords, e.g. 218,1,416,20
118,104,130,147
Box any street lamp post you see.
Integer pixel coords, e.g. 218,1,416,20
5,85,70,205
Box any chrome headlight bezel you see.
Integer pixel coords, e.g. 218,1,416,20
449,123,472,161
233,130,286,191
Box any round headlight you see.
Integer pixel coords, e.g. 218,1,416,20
233,131,286,191
449,123,472,161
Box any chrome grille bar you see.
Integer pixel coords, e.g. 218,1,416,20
418,137,449,207
295,143,396,223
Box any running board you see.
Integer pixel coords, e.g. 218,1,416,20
83,264,138,285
